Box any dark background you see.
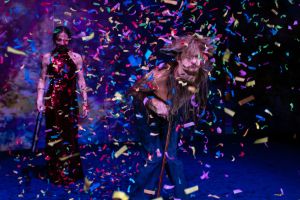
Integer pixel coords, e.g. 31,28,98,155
0,0,299,151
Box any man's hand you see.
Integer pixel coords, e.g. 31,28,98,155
146,98,169,118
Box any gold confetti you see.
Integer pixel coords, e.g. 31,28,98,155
83,177,93,192
59,153,80,161
82,32,95,41
246,80,255,87
151,197,163,200
144,189,155,195
7,46,27,56
184,185,199,195
224,108,235,117
114,145,128,158
112,191,129,200
47,139,62,147
234,76,245,82
238,95,255,106
243,128,249,137
254,137,268,144
163,0,178,5
222,48,231,63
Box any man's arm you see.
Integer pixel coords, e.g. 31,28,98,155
129,68,169,118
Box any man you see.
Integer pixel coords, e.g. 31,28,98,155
128,33,216,199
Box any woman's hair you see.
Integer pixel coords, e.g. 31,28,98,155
52,26,72,43
162,34,217,121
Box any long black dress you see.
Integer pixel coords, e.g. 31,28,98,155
44,47,84,184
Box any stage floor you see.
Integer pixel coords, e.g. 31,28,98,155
0,136,300,200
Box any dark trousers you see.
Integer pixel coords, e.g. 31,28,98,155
130,100,188,199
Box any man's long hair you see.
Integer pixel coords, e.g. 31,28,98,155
161,34,217,121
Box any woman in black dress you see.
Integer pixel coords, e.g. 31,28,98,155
36,26,88,185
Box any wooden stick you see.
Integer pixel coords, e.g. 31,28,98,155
157,119,172,197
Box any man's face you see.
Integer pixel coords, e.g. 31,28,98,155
180,51,207,73
55,32,70,46
175,50,208,82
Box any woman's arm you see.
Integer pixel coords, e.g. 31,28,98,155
36,54,49,112
75,54,88,117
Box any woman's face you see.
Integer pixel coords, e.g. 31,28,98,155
55,32,70,46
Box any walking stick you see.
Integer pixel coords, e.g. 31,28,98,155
157,118,173,197
31,111,43,153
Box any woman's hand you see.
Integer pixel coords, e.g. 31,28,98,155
37,98,45,112
146,98,169,119
82,105,89,118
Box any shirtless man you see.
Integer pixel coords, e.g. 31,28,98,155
129,34,216,199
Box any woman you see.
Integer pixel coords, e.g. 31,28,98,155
36,26,88,185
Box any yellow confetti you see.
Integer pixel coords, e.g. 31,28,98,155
246,80,255,87
254,137,268,144
189,146,196,158
112,92,123,101
184,185,199,195
83,177,93,192
82,32,95,41
112,191,129,200
222,48,231,63
151,197,163,200
114,145,128,158
59,153,80,162
7,46,27,56
47,139,62,147
234,19,239,27
255,122,260,129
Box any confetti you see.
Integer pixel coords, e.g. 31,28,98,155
7,46,27,56
112,191,129,200
163,0,178,5
184,185,199,195
224,108,235,117
238,95,255,106
233,189,243,194
82,32,95,41
144,189,156,195
114,145,128,158
254,137,268,144
83,177,93,192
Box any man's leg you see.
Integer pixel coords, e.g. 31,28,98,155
130,99,164,199
163,119,188,199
